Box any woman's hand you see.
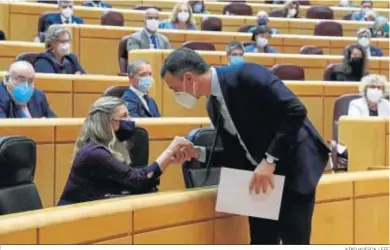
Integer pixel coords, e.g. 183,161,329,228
156,137,194,170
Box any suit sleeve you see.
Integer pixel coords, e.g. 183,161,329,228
0,101,8,118
34,59,56,73
127,37,141,51
240,64,307,159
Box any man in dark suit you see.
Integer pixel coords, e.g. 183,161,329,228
44,0,84,32
160,48,330,245
0,61,57,118
121,59,161,118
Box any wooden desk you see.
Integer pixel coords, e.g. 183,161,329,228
106,0,390,21
0,118,210,207
338,117,389,171
0,170,388,244
0,41,44,72
0,2,378,42
66,24,388,75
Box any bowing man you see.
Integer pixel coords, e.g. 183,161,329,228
121,60,161,118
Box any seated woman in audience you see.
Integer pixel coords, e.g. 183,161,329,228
331,44,368,81
281,0,300,18
82,0,112,8
348,74,390,117
0,30,5,40
159,2,197,30
58,96,194,205
356,28,383,57
244,26,278,54
248,11,279,35
370,16,389,38
0,61,57,118
34,25,85,74
188,0,208,14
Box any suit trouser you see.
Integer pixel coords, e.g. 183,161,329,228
248,189,316,245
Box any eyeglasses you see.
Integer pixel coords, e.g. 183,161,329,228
11,75,35,85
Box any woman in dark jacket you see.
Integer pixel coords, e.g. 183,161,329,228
331,44,369,81
58,96,193,205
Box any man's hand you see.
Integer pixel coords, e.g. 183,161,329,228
249,159,276,194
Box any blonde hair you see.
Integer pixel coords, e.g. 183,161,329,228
359,74,389,94
169,1,196,26
72,96,131,165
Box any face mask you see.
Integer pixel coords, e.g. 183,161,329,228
115,120,135,142
257,17,268,26
137,76,153,93
11,82,34,103
146,19,159,32
256,37,268,48
366,88,383,103
177,11,189,22
57,42,70,56
288,9,297,17
61,7,73,19
193,3,203,13
358,37,370,47
174,79,198,109
229,55,244,65
339,0,349,6
349,57,363,68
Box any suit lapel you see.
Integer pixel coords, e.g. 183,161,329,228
140,30,150,48
128,89,152,117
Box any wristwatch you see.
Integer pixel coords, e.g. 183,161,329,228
265,154,278,164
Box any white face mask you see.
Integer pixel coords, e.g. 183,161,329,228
177,11,189,22
57,42,70,56
366,88,383,103
256,37,268,48
358,37,370,47
146,19,159,32
339,0,349,6
174,80,198,109
288,9,297,17
61,7,73,19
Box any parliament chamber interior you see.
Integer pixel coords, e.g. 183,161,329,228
0,0,389,245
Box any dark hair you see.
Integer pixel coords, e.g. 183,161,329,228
251,25,271,41
361,0,373,6
0,30,6,41
160,47,210,78
335,44,368,74
226,41,244,56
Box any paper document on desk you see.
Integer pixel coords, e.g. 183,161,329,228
216,167,285,221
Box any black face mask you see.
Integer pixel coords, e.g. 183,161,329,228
349,57,363,68
115,120,135,142
93,1,101,4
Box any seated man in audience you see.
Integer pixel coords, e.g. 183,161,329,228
348,74,390,117
351,0,377,21
331,44,368,81
127,8,170,51
122,60,161,118
82,0,111,8
0,61,57,118
248,11,279,35
44,0,84,31
244,26,278,54
356,28,383,57
226,41,245,65
58,96,190,205
34,25,85,74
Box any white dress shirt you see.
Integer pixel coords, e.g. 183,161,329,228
21,105,32,118
197,68,258,166
130,86,150,112
60,15,73,24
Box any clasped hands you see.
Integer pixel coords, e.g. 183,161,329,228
165,136,200,164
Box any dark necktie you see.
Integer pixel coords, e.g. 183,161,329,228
143,95,151,112
64,19,70,24
150,35,159,49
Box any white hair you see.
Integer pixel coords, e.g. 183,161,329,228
359,74,389,94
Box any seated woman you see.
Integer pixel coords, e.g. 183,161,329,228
370,16,389,38
58,96,193,205
331,44,368,82
159,2,197,30
34,25,86,74
188,0,208,14
348,74,390,117
281,0,300,18
244,26,278,54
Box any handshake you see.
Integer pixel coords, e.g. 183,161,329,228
155,136,201,170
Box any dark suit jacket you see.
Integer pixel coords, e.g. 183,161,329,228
82,1,112,8
44,13,84,31
0,82,57,118
34,51,86,74
121,88,161,118
58,142,161,205
207,63,330,194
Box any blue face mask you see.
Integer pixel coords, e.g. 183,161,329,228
193,3,203,13
257,17,268,26
115,120,135,142
12,82,34,103
137,76,153,93
229,55,244,65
